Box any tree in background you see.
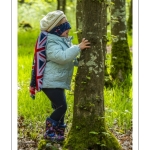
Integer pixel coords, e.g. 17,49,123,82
18,0,25,3
57,0,66,13
110,0,132,82
76,0,82,42
64,0,121,149
127,0,132,35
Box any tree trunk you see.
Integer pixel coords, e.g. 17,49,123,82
110,0,132,82
57,0,66,13
18,0,25,4
76,0,83,43
127,0,132,35
64,0,122,150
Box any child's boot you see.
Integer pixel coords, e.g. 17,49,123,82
44,117,58,141
55,123,67,141
44,117,65,142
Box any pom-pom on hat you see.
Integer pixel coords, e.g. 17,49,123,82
40,10,66,32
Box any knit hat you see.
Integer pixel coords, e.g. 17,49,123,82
40,10,66,32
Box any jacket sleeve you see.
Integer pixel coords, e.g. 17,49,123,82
46,40,81,65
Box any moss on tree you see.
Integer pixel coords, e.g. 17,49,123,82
110,40,132,82
63,115,122,150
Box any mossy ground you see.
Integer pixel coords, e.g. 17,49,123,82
38,139,64,150
38,117,122,150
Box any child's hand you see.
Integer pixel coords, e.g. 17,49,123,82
79,38,91,50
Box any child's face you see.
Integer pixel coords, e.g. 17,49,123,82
60,29,70,38
59,17,70,38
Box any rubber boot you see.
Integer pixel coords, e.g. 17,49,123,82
55,123,67,141
44,117,58,141
44,117,65,142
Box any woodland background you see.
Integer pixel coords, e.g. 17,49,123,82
18,0,133,150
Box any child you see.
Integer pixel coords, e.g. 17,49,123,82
35,10,90,142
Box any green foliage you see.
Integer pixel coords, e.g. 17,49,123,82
38,139,61,150
127,33,132,47
18,1,56,29
18,30,38,56
18,0,79,43
38,139,47,150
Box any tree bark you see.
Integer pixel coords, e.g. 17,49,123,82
127,0,132,35
110,0,132,82
64,0,122,149
76,0,83,43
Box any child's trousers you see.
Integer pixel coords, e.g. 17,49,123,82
42,88,67,125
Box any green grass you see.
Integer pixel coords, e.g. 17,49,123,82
18,1,132,143
18,37,132,135
104,85,132,132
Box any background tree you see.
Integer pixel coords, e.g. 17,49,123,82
57,0,66,13
110,0,132,82
18,0,25,3
127,0,132,35
64,0,122,149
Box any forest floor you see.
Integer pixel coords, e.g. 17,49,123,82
18,46,133,150
18,133,132,150
18,116,132,150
